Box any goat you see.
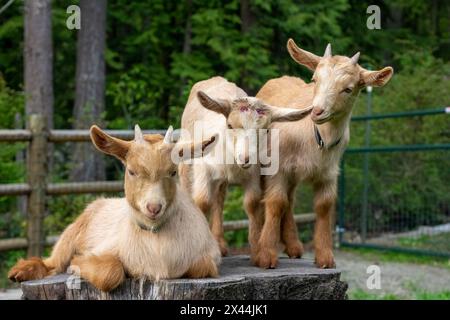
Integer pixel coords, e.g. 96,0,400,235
254,39,393,269
179,76,312,257
8,125,221,291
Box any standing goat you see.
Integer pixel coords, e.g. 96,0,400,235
179,76,312,257
255,39,393,268
8,125,221,291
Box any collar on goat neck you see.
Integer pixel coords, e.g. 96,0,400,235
132,216,167,234
312,114,351,151
314,124,341,150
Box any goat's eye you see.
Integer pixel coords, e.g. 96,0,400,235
343,87,353,94
170,170,177,177
227,124,233,129
128,169,136,176
256,108,265,115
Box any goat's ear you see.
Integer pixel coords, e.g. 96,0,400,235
359,67,394,87
174,134,218,162
287,38,321,72
268,104,313,122
90,125,131,162
197,91,231,117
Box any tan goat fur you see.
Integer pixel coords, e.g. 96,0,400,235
8,126,221,291
254,39,393,269
179,76,312,257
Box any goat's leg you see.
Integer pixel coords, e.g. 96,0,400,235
70,254,125,292
313,180,336,268
255,175,288,268
280,183,304,258
8,257,50,282
209,181,228,256
243,180,264,262
8,217,84,282
192,166,213,215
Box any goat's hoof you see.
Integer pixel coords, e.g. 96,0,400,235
8,257,48,282
314,250,336,269
254,249,278,269
219,244,228,257
217,239,228,257
284,240,304,259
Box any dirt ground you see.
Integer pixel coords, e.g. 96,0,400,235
305,250,450,299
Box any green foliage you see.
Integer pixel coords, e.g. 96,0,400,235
223,186,248,247
0,75,25,239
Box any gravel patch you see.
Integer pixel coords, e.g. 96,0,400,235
0,288,21,300
329,251,450,298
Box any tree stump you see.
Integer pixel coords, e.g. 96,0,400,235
20,255,348,300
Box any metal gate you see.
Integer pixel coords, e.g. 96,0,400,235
337,107,450,257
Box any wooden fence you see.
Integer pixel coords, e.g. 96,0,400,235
0,114,315,256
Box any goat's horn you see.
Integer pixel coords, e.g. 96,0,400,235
163,125,174,144
350,52,360,65
134,124,144,143
323,43,332,58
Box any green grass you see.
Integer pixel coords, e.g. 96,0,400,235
341,247,450,270
349,289,399,300
349,288,450,300
397,232,450,253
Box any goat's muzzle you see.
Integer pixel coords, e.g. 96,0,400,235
146,203,162,220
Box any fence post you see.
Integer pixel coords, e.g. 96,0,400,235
26,114,48,257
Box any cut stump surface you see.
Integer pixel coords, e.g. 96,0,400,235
21,255,348,300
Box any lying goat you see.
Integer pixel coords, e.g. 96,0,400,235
8,125,221,291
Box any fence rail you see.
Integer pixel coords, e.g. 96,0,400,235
0,128,167,142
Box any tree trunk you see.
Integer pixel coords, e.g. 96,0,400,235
179,0,192,97
23,0,53,256
24,0,54,129
70,0,107,182
239,0,254,94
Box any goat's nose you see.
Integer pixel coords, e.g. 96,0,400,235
239,154,250,165
146,203,162,218
313,107,324,116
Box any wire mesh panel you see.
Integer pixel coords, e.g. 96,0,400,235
339,148,450,257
